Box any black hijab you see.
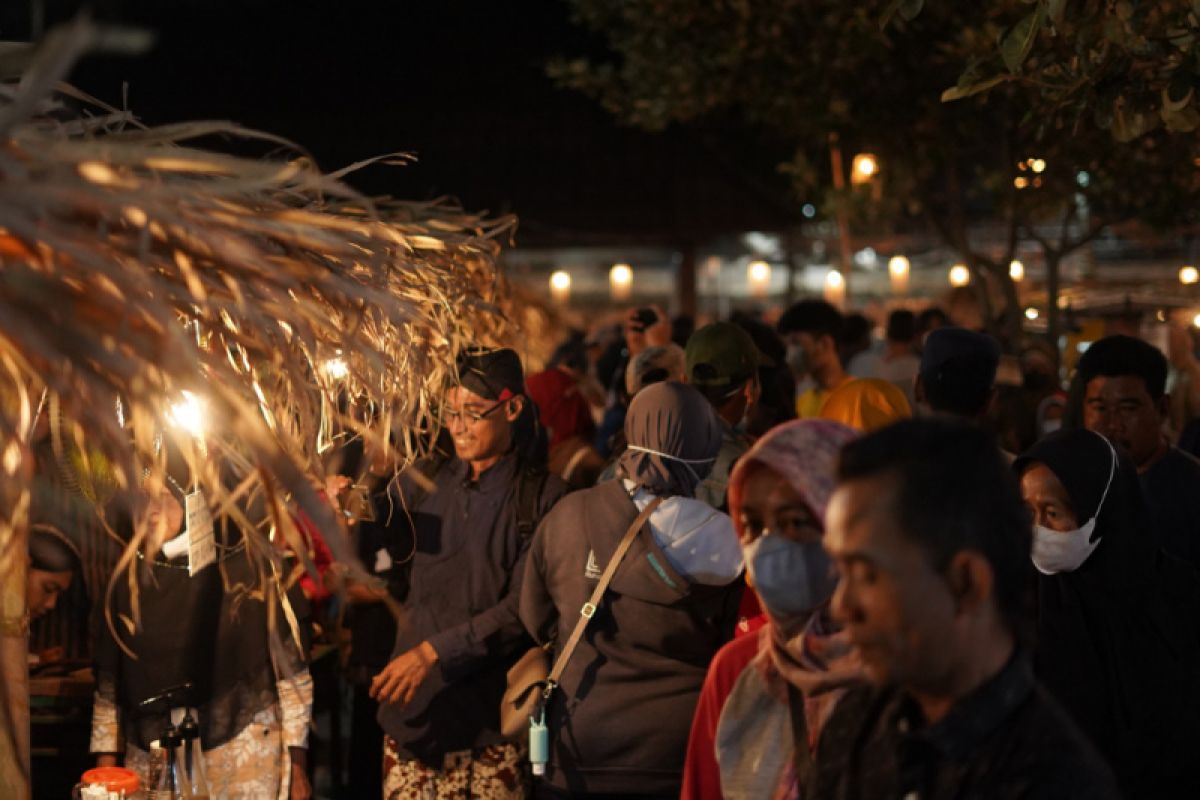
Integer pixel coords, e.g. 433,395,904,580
1015,429,1200,794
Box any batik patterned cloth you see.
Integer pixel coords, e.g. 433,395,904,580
93,672,312,800
383,736,528,799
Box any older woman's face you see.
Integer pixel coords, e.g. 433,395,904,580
1020,463,1079,532
737,463,822,546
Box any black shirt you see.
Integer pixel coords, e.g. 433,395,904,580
1141,445,1200,569
815,654,1120,800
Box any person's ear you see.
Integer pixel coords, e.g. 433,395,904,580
943,550,995,619
504,395,525,423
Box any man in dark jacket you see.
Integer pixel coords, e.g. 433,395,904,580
1070,334,1200,569
373,348,566,798
816,419,1120,799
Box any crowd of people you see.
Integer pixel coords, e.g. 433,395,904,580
27,298,1200,799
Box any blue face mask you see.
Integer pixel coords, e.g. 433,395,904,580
744,534,837,627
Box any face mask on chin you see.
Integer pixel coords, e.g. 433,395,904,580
743,533,837,634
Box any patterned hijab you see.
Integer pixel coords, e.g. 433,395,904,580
727,418,859,526
616,381,722,497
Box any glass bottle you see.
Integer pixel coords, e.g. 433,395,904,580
178,711,211,800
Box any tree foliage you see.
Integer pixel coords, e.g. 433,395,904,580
552,0,1200,347
934,0,1200,141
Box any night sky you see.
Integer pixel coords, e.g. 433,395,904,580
6,1,796,244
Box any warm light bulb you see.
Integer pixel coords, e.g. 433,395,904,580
323,357,349,381
1192,313,1200,329
888,255,910,277
550,270,571,291
609,263,633,300
1180,266,1199,285
1010,260,1025,281
1031,158,1046,173
747,260,771,286
852,153,878,179
1025,307,1039,320
169,390,206,438
825,270,845,289
949,264,970,287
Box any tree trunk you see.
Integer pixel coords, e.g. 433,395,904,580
996,267,1024,350
1045,250,1063,372
677,242,697,319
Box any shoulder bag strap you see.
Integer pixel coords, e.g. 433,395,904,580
543,494,664,694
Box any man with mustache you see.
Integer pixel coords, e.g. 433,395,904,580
1071,334,1200,570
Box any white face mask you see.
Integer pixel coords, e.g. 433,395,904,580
1030,437,1116,575
624,444,715,487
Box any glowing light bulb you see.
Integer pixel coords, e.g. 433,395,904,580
1010,260,1025,281
949,264,970,287
169,390,206,438
1180,266,1198,285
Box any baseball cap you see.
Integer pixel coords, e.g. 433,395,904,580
685,322,772,388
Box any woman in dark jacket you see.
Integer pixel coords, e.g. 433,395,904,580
1015,428,1200,797
520,381,744,799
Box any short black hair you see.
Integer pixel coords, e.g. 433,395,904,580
917,306,949,333
1075,335,1168,400
886,310,916,343
840,313,873,349
777,299,843,341
837,418,1032,640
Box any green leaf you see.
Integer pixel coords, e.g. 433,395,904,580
1167,69,1195,106
879,0,924,30
942,74,1011,102
1045,0,1067,26
1001,9,1046,73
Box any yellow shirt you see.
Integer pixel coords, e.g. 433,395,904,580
795,375,853,418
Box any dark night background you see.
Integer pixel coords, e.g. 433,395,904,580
2,1,797,244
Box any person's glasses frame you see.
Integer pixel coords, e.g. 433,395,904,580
442,398,508,425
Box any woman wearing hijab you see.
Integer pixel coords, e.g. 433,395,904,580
91,476,314,799
520,381,744,799
818,378,912,432
27,526,79,624
1015,429,1200,797
681,420,864,800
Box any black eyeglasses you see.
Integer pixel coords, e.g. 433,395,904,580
442,398,507,424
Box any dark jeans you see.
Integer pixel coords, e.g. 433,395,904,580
348,682,385,798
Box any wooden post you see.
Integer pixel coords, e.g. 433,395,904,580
829,133,853,303
678,242,697,319
0,432,31,800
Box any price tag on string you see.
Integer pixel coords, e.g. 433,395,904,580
185,490,216,576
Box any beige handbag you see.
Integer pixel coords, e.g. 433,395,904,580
500,644,552,738
499,496,663,739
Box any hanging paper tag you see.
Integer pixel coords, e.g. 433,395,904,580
374,547,393,573
185,490,216,576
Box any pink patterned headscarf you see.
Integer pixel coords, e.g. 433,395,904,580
727,418,859,529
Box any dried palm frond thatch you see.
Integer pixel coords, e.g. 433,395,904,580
0,20,519,790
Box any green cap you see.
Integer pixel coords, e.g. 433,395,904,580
685,322,771,388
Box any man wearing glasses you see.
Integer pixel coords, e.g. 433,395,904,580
374,347,567,799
